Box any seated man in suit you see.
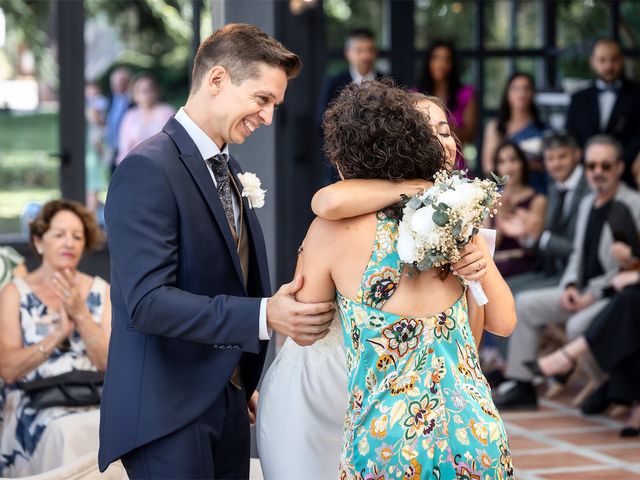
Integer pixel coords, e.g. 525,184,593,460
495,134,640,409
316,28,383,184
502,131,590,294
565,38,640,186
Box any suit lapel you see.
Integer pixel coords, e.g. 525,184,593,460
586,87,601,132
227,158,271,295
163,119,246,290
605,83,628,133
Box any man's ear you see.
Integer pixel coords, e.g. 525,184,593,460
206,66,227,95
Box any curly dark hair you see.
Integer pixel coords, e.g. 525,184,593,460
322,79,446,181
30,199,105,255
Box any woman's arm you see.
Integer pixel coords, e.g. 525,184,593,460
481,120,500,177
0,284,71,384
523,194,547,243
312,179,431,220
453,235,516,337
457,96,478,144
295,218,338,303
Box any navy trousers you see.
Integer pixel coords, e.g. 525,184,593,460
121,383,250,479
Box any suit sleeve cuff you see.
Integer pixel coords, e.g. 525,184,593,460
259,298,272,340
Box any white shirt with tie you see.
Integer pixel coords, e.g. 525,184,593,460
175,107,270,340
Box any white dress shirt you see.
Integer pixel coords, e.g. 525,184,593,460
175,107,270,340
349,66,377,85
595,79,621,130
539,164,584,249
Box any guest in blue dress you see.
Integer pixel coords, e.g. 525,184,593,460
482,73,548,192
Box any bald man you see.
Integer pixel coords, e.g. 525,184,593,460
565,39,640,186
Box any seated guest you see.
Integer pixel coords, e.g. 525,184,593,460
492,141,547,278
495,135,640,410
530,267,640,435
503,132,590,294
482,73,548,191
0,200,111,477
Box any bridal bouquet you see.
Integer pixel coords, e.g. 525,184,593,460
397,169,506,305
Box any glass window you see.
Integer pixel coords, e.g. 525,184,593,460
484,1,512,49
483,58,510,110
516,1,543,49
324,0,389,51
414,0,476,50
620,2,640,79
485,1,542,50
0,3,60,237
557,1,609,50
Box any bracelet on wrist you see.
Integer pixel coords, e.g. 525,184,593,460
36,342,49,358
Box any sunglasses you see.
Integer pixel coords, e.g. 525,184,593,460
585,162,614,172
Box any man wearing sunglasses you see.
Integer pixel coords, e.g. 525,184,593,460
496,134,640,410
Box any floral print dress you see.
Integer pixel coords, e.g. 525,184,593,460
337,211,513,480
0,276,107,477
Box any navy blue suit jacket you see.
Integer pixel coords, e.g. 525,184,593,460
565,78,640,185
98,118,270,470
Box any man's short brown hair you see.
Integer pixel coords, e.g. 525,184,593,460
190,23,302,94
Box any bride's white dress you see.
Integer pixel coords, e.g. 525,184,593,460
257,317,348,480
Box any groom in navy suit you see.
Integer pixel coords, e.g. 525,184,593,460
99,24,335,479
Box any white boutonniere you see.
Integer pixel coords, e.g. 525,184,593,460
237,172,266,209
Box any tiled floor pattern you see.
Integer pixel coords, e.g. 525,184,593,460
505,395,640,480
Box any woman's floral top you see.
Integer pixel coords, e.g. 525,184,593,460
337,211,513,480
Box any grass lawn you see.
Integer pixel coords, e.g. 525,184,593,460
0,112,59,234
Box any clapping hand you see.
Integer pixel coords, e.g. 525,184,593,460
52,269,89,322
266,276,335,346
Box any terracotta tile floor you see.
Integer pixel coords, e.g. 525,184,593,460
504,389,640,480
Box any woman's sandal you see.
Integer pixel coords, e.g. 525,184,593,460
523,348,577,385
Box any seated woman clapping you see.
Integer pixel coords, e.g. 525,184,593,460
0,199,111,477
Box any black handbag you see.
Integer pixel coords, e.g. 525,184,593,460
17,370,104,410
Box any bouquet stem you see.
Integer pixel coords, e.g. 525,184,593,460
468,280,488,306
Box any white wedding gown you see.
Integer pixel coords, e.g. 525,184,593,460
257,317,348,480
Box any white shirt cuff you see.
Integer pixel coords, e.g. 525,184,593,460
258,298,271,340
538,230,551,250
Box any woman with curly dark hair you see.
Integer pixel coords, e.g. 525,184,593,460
257,81,515,479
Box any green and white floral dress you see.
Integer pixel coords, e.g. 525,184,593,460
337,210,513,480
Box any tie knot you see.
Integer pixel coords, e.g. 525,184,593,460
210,153,228,165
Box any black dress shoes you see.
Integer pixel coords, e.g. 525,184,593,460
620,426,640,438
494,380,538,410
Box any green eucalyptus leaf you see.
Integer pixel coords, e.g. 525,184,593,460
452,220,463,237
407,196,423,209
432,210,449,227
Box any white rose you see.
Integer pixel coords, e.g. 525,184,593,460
410,205,436,237
237,172,266,208
397,221,417,263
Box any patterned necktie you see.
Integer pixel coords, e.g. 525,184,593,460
207,153,236,233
